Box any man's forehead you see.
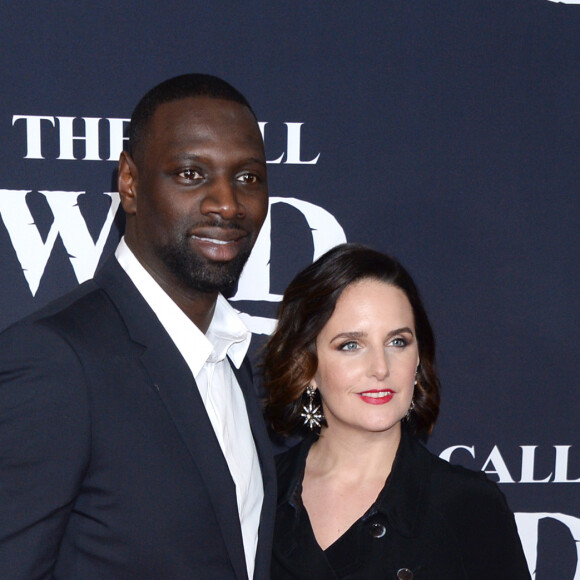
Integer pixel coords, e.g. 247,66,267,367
145,97,260,146
134,97,263,165
151,96,254,126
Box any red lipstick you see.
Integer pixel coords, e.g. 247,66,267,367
358,390,394,405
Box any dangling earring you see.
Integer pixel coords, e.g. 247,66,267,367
301,385,324,431
405,370,418,421
405,398,416,421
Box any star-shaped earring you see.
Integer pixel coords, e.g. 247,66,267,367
301,385,323,430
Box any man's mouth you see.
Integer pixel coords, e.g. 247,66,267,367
189,226,247,244
188,226,249,262
191,235,234,245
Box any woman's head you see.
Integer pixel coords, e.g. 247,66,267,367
262,243,440,438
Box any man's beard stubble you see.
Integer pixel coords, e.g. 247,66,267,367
157,234,253,295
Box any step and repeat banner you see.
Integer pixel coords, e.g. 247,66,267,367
1,1,579,577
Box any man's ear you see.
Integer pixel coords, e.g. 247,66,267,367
118,151,138,215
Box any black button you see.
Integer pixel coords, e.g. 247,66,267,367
368,522,386,538
397,568,413,580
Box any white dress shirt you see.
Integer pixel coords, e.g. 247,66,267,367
115,238,263,579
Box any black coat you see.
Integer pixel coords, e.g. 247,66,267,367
273,427,530,580
0,257,276,580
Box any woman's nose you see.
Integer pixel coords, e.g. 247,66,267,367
368,347,389,380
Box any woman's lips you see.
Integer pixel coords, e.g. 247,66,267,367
358,390,394,405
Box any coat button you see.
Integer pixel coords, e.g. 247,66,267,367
368,522,386,538
397,568,413,580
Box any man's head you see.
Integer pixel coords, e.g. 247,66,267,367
126,74,257,165
118,74,268,298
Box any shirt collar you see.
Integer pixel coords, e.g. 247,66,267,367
206,294,252,368
115,237,251,376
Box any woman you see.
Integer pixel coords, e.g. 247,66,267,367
263,244,530,580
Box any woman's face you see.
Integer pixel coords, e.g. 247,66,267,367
312,279,419,438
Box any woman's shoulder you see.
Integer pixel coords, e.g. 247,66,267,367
274,434,316,502
427,447,509,510
398,430,512,518
409,438,530,577
408,438,520,543
275,440,302,475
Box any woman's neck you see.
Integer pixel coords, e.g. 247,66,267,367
301,422,403,550
307,422,402,483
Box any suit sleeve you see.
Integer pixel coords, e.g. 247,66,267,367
0,321,91,579
446,472,531,580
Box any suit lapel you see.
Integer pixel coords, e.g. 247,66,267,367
233,361,276,579
95,258,249,580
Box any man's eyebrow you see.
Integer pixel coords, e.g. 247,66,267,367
167,153,266,167
246,157,267,168
167,152,202,163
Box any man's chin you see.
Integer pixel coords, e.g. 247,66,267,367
162,245,251,295
186,266,241,294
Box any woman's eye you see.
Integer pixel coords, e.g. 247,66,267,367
390,337,408,347
339,341,359,352
179,169,203,180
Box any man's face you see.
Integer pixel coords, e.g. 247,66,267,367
120,96,268,294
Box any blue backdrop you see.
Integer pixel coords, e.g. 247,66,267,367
1,1,579,577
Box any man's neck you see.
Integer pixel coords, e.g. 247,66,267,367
137,267,218,334
123,238,219,334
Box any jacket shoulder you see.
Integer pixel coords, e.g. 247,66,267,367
1,284,137,375
427,448,510,512
399,436,530,577
274,435,313,502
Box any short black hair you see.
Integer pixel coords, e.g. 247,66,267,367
126,73,256,161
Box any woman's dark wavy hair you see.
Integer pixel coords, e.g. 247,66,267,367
262,243,440,438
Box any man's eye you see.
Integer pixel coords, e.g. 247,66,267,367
237,172,258,184
339,341,359,352
179,169,203,180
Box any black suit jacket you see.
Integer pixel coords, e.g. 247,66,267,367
273,427,530,579
0,257,276,579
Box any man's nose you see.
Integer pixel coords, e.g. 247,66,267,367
200,176,245,219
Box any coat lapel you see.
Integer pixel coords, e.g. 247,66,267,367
233,362,276,579
95,258,249,580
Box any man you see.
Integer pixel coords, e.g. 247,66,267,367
0,74,275,579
